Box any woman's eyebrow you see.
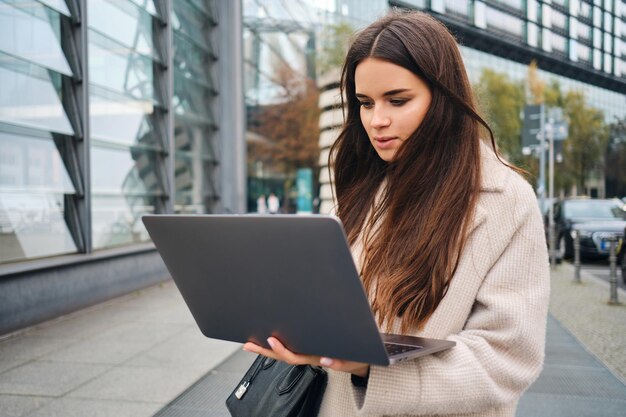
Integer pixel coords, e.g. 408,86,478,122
355,88,412,99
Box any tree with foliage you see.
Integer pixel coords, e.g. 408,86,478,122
316,21,355,75
474,69,525,162
248,63,320,211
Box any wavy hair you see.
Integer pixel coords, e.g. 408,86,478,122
330,10,503,332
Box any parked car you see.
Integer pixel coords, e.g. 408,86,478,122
550,198,626,260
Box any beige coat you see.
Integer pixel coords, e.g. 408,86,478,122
319,145,550,417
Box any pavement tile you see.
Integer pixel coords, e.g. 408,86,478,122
25,398,162,417
517,392,626,417
0,335,74,361
126,328,240,369
67,366,203,404
0,359,28,375
0,394,50,417
0,361,109,397
42,338,152,365
90,321,187,346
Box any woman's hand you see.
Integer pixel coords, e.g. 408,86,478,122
243,337,370,378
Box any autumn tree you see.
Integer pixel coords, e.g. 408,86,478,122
316,21,354,75
474,69,525,162
248,64,320,211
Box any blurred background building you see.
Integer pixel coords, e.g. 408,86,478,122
0,0,245,334
2,0,626,333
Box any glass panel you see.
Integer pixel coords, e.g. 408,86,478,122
91,194,153,249
0,0,72,76
552,33,567,52
37,0,70,16
174,120,217,160
89,30,155,103
486,7,524,37
0,54,74,135
495,0,523,10
0,130,75,193
0,192,77,263
172,1,212,44
87,0,155,59
127,0,157,16
174,154,217,214
89,85,161,147
445,0,468,16
91,145,164,196
173,31,215,87
173,73,215,125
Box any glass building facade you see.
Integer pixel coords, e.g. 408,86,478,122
0,0,244,335
0,0,244,266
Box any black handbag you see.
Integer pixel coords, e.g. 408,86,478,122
226,354,328,417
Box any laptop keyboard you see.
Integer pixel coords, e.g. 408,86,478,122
384,342,422,356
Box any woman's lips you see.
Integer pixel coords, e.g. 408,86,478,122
374,137,398,149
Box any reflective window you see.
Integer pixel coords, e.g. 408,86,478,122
527,22,539,47
0,55,74,135
173,32,216,90
172,1,213,44
552,33,567,52
38,0,71,16
89,30,155,103
128,0,157,17
445,0,468,16
91,145,164,195
87,0,156,59
604,12,612,31
579,1,592,19
0,0,72,75
174,155,218,214
89,86,160,148
174,122,217,160
495,0,523,10
604,32,612,53
0,130,74,193
91,194,153,249
527,0,538,22
0,191,78,262
577,21,592,40
486,6,523,37
578,42,591,61
173,73,216,125
552,9,567,30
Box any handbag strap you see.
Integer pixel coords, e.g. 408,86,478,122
235,355,268,400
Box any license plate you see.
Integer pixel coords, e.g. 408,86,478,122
602,238,623,252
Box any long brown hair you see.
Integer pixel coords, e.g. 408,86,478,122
330,10,501,332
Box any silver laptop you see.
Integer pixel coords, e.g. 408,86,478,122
142,214,455,366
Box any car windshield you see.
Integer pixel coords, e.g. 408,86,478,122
563,200,625,220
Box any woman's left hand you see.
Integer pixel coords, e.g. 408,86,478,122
243,337,370,378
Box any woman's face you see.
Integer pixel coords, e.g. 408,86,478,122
354,58,432,162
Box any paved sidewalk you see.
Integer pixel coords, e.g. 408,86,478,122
0,281,239,417
1,262,625,417
547,262,626,382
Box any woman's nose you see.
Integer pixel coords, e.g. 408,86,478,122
370,109,391,128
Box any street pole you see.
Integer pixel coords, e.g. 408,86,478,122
548,117,556,267
574,230,581,283
608,237,620,305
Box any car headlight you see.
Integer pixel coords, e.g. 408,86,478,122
571,230,593,239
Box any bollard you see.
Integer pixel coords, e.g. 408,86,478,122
608,236,620,305
549,223,557,267
573,230,581,283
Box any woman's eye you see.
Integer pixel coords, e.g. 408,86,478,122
359,101,373,109
390,99,408,106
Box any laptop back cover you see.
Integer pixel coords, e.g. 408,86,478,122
142,215,390,366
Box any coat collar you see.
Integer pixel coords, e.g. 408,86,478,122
470,141,510,233
479,140,507,193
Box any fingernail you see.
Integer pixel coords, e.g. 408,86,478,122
242,345,250,352
320,357,333,367
267,338,275,349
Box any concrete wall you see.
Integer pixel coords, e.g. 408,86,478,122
0,248,169,336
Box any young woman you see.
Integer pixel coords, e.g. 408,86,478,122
244,10,550,417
